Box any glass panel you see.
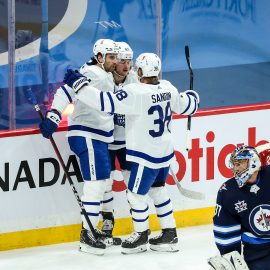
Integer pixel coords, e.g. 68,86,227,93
162,0,270,108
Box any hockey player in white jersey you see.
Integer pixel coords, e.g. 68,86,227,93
39,39,120,255
101,42,139,236
63,53,200,254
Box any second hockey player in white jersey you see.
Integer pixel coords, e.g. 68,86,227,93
101,42,139,236
63,53,200,254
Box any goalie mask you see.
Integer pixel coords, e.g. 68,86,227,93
135,53,161,77
229,145,261,188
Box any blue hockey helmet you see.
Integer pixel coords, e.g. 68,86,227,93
229,145,261,188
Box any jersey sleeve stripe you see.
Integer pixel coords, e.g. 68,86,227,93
61,86,72,103
100,91,104,111
106,92,115,113
214,235,241,246
213,224,241,233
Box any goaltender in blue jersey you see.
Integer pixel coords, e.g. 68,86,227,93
63,52,199,255
208,145,270,270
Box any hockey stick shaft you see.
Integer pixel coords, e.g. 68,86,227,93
185,45,194,151
169,167,205,200
26,89,98,240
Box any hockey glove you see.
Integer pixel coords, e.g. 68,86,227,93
63,69,89,93
184,89,200,115
208,251,249,270
39,109,61,139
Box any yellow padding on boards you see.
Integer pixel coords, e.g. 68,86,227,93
0,207,215,251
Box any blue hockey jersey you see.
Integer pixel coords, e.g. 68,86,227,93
213,165,270,263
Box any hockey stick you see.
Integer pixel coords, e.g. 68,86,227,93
184,45,194,151
26,89,98,240
169,167,205,200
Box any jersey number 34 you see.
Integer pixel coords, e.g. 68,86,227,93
148,102,172,137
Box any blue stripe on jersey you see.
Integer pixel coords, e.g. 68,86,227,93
110,140,126,145
61,86,72,103
214,235,241,246
242,233,270,245
182,94,191,114
100,92,104,111
68,125,113,137
82,212,100,217
213,224,241,234
107,92,115,113
127,149,174,164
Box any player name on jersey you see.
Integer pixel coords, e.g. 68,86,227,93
151,92,171,103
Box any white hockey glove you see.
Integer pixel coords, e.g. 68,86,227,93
63,69,90,93
208,251,249,270
184,90,200,104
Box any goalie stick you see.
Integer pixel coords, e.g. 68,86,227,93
184,45,194,152
169,167,205,200
26,89,99,240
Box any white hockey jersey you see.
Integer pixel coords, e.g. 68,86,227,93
75,80,198,169
109,69,139,150
51,63,115,142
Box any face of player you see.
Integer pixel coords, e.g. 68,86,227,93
103,54,118,72
231,159,248,178
115,59,132,77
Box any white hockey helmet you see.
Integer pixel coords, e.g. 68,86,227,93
135,53,161,77
229,145,261,188
117,42,133,60
93,39,119,59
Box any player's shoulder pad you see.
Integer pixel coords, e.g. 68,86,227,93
217,178,236,194
79,64,108,80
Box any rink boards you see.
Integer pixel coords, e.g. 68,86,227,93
0,103,270,250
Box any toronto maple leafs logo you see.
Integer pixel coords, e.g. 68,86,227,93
235,200,248,213
249,205,270,235
114,114,125,127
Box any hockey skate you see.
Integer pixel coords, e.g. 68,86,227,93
101,211,122,245
79,228,106,255
121,230,148,254
149,228,179,252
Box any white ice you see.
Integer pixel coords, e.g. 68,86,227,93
0,224,218,270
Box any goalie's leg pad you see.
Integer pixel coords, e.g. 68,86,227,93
208,251,249,270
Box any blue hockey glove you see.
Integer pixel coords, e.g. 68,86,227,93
63,69,89,93
39,109,61,138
